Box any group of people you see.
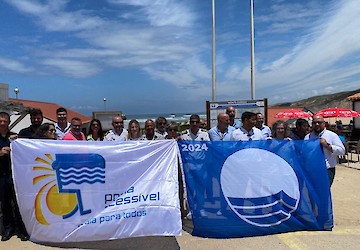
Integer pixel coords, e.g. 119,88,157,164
0,106,346,240
179,107,344,188
205,107,345,188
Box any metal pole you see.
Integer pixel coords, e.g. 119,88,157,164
212,0,216,101
103,98,107,111
250,0,255,100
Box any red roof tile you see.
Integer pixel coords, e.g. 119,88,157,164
8,98,92,123
347,93,360,101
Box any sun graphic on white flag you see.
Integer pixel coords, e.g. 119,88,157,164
33,154,77,225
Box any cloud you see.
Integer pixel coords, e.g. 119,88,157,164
0,57,33,73
217,0,360,104
143,56,211,90
107,0,195,27
4,0,202,82
42,59,101,78
257,1,326,34
5,0,104,32
3,0,360,113
252,0,360,101
70,105,98,111
79,26,196,66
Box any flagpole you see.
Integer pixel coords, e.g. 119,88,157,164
250,0,255,100
212,0,216,101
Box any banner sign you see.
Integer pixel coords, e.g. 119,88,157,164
206,99,267,128
11,139,181,242
178,140,333,238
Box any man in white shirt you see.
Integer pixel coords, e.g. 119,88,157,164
104,116,128,141
181,114,210,141
181,114,209,218
304,115,345,187
154,116,168,138
231,111,264,141
54,107,71,140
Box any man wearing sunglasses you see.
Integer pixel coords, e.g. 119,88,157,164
155,116,168,138
104,115,128,141
62,117,86,140
181,114,209,219
304,115,345,187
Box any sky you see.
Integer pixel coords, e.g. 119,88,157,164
1,0,360,116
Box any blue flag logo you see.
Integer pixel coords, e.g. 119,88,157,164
221,148,299,227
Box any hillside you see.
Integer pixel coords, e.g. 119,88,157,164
272,88,360,113
0,100,30,113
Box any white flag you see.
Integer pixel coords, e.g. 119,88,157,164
11,139,181,242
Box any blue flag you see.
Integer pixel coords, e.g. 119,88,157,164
178,140,333,238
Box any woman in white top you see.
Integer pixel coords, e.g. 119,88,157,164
127,119,143,140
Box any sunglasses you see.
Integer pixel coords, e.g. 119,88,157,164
48,129,56,133
312,121,324,125
190,120,200,124
91,123,99,126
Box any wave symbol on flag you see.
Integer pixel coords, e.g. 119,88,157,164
58,167,105,185
220,148,300,227
52,153,106,219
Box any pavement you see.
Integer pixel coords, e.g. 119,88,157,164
2,161,360,249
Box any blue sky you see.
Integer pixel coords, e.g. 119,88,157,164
1,0,359,116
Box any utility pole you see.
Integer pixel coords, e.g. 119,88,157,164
211,0,216,101
250,0,255,100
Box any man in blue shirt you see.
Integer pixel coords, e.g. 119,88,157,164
208,113,235,216
208,113,235,141
255,112,272,138
226,106,241,129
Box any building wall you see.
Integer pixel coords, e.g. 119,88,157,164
0,82,9,101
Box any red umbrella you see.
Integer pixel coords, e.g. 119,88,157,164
314,107,360,118
274,109,312,119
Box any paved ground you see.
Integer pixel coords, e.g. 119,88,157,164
2,162,360,249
